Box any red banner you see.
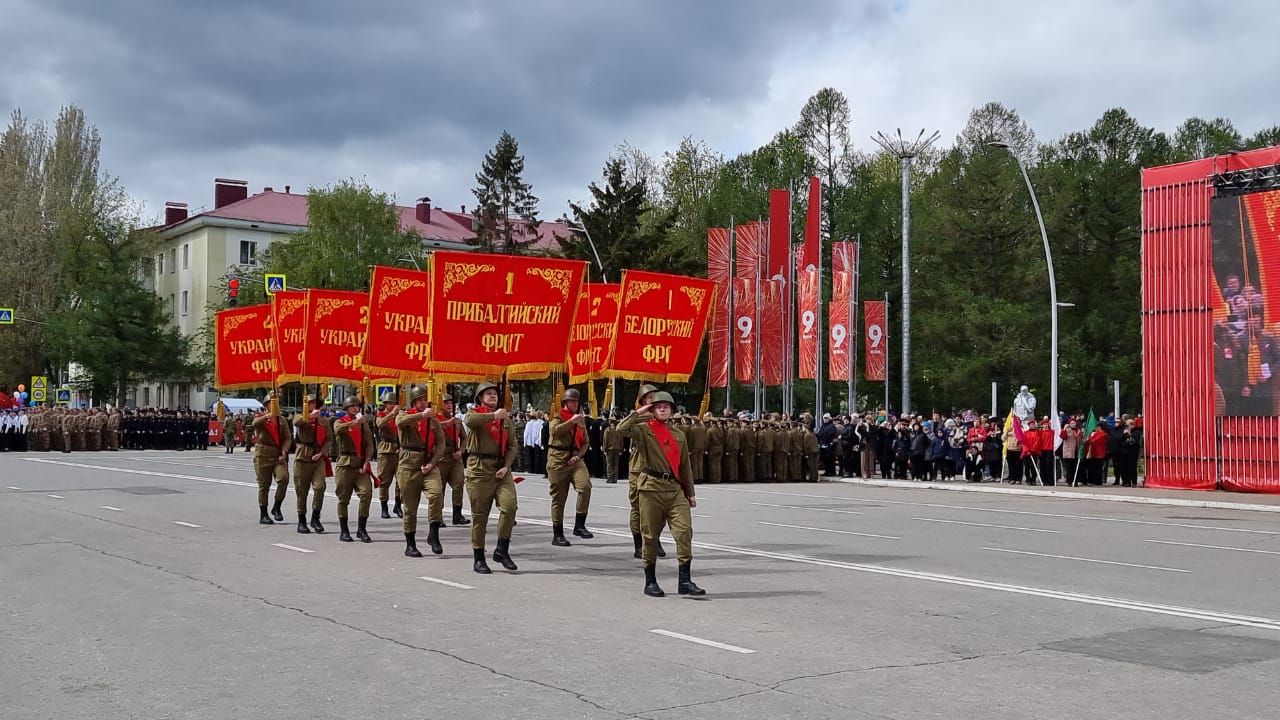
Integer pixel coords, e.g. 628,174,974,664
707,227,731,388
828,295,850,382
761,278,784,386
832,240,857,281
733,277,756,383
864,300,887,382
606,270,715,382
802,176,820,272
429,251,586,379
215,304,276,390
364,265,432,378
271,290,307,384
568,283,620,384
768,189,790,282
734,221,763,279
798,257,818,380
301,289,370,383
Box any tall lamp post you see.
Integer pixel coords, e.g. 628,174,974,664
560,214,614,412
990,141,1058,481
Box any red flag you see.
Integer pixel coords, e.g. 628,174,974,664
734,221,763,279
864,300,887,382
605,271,715,383
828,295,850,382
802,176,820,272
761,278,784,386
707,227,731,389
768,189,790,282
797,250,818,379
832,241,857,279
733,277,757,383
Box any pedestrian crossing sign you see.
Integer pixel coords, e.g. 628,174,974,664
374,383,396,403
55,388,72,405
265,274,286,294
0,308,13,324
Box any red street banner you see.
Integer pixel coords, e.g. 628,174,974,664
797,256,818,380
733,277,756,383
568,283,621,384
607,270,716,383
768,189,790,282
429,251,586,378
707,227,731,388
761,278,784,386
864,300,888,382
364,265,432,378
832,240,857,282
215,304,276,390
271,290,307,384
734,221,764,279
802,176,820,272
301,289,370,383
828,295,850,382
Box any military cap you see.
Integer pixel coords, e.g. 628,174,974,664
637,384,659,406
304,394,323,407
409,385,429,403
341,395,362,410
562,388,582,404
442,393,454,404
474,381,499,404
650,391,676,407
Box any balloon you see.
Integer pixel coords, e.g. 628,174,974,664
17,384,24,392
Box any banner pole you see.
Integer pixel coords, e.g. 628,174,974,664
726,218,735,415
755,218,763,418
850,238,860,415
884,293,891,416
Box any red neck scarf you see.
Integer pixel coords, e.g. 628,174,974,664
413,409,436,451
349,419,363,455
263,416,281,448
560,408,585,449
647,418,681,475
474,404,507,451
440,410,459,444
314,419,327,449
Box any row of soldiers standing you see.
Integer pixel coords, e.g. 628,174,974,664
602,413,821,485
9,406,210,452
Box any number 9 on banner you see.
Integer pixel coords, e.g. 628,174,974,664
868,324,883,348
736,316,753,339
802,310,815,335
832,324,847,348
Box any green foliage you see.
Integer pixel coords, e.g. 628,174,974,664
472,131,541,254
561,157,680,281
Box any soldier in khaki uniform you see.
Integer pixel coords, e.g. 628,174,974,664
789,422,805,483
738,419,756,482
395,386,447,557
107,409,121,451
603,419,623,483
704,415,723,483
464,382,520,574
251,394,292,524
772,419,790,482
723,416,740,483
687,416,707,484
546,388,594,546
628,385,665,559
334,396,377,543
437,395,470,526
375,395,402,519
293,396,333,534
618,392,706,597
802,421,820,482
756,419,773,481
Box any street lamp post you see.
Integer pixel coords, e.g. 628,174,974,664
990,141,1058,483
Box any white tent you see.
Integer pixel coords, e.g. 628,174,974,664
212,397,264,413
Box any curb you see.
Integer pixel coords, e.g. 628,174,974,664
826,477,1280,514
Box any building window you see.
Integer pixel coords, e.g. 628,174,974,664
157,253,164,275
182,243,189,269
170,248,177,273
240,240,258,265
181,290,189,316
169,294,175,318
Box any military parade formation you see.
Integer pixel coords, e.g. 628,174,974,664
0,406,210,453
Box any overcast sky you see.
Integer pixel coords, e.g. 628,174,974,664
2,0,1277,222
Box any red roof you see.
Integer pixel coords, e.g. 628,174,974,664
438,210,571,252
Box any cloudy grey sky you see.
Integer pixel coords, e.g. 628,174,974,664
2,0,1277,222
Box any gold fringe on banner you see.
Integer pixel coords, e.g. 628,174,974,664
502,372,513,411
551,374,564,416
269,389,280,417
216,400,226,422
699,390,710,418
601,382,612,416
587,380,598,417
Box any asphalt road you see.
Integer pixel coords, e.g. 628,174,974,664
4,449,1280,719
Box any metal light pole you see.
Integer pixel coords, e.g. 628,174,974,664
561,214,614,411
990,141,1058,481
872,129,939,416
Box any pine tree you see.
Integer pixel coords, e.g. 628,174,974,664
561,157,678,281
472,131,541,254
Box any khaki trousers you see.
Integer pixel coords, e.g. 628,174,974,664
547,461,591,524
398,450,441,533
638,477,693,565
467,461,517,549
335,465,373,519
254,456,289,506
440,457,465,508
377,452,400,503
293,459,326,514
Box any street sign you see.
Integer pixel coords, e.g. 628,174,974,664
0,308,13,324
30,376,47,404
265,274,287,294
374,383,396,403
55,388,72,405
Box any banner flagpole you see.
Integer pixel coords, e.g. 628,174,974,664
755,217,763,418
814,224,823,431
884,292,891,416
849,238,860,415
726,218,735,415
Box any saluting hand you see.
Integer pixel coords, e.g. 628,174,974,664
636,404,653,415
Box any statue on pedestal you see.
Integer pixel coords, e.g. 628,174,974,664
1013,385,1037,422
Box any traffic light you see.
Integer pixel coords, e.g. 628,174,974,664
228,277,240,307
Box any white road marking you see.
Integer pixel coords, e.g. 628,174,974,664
100,506,124,512
47,494,65,499
417,576,475,590
172,521,202,528
914,517,1059,534
752,502,862,515
1146,540,1280,557
602,502,708,518
6,486,21,490
714,486,1278,535
273,543,315,553
650,629,756,654
981,547,1190,573
756,521,898,540
24,459,256,487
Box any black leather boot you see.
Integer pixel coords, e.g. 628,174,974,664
678,561,706,596
573,512,594,539
644,564,665,597
259,505,273,525
633,532,643,559
493,537,518,571
452,506,470,526
380,500,391,519
338,518,353,542
657,540,667,558
270,500,284,522
473,547,492,574
310,509,325,534
393,499,403,518
427,522,443,555
551,523,571,547
404,532,423,558
297,513,311,534
356,516,371,543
